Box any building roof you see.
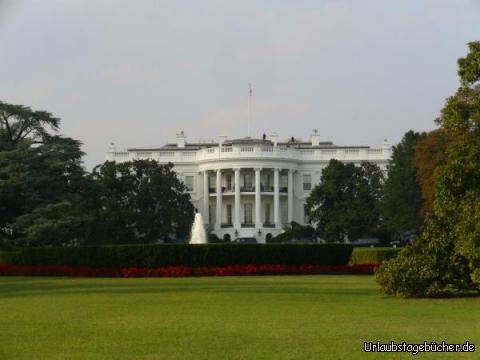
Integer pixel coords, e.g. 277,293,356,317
126,135,371,151
224,137,272,145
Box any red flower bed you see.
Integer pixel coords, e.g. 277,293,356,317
0,263,379,278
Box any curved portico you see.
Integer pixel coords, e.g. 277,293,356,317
200,166,295,242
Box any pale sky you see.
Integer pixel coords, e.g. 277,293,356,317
0,0,479,168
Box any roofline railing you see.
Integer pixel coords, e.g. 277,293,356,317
106,144,391,163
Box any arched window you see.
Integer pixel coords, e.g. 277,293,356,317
223,233,231,243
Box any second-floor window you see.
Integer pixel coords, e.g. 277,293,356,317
303,174,312,191
208,175,215,190
280,174,288,188
185,176,194,191
226,174,233,191
244,173,253,189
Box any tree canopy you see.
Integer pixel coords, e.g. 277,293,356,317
0,102,91,245
0,101,194,246
0,101,60,149
305,159,384,242
377,41,480,297
88,160,195,245
382,130,426,235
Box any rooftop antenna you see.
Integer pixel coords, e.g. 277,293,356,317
248,83,253,138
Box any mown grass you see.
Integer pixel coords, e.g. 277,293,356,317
0,275,478,360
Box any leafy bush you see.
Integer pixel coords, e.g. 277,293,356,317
377,42,480,297
350,248,400,265
270,222,316,243
6,244,353,268
375,247,438,297
0,236,16,251
208,233,222,243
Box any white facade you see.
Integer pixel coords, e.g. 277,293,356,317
106,131,391,243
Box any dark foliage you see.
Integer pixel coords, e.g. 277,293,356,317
270,222,316,243
88,160,195,244
382,130,426,235
305,160,384,242
8,243,353,268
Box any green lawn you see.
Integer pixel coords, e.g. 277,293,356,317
0,276,478,360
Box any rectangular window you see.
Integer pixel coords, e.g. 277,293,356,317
266,174,272,186
280,175,288,188
262,174,273,192
281,203,288,225
209,204,215,224
265,203,271,224
226,174,232,191
208,175,215,190
244,173,253,189
226,204,232,224
244,203,253,224
185,176,194,191
303,174,312,191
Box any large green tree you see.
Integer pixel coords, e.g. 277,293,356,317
305,159,384,242
0,101,60,149
377,41,480,297
88,160,195,244
382,130,426,236
0,101,94,246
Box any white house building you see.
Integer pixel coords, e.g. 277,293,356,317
106,130,391,243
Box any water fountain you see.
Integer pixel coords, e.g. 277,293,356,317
190,212,207,244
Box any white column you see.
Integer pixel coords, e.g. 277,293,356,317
203,171,209,224
288,169,293,224
274,168,280,228
234,168,241,229
255,168,262,228
215,169,222,229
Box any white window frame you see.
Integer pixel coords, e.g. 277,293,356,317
226,204,233,225
244,173,253,189
185,175,194,192
209,204,215,225
226,174,233,191
244,203,253,224
265,203,271,224
303,174,312,191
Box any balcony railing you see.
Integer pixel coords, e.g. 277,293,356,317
241,223,255,228
240,186,255,192
208,185,288,194
108,144,391,164
221,223,233,228
263,222,275,228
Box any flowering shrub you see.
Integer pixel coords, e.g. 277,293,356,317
0,263,378,278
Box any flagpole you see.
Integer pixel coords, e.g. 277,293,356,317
248,83,252,137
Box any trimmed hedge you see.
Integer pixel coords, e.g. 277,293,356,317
0,251,18,264
349,247,400,265
6,244,353,268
